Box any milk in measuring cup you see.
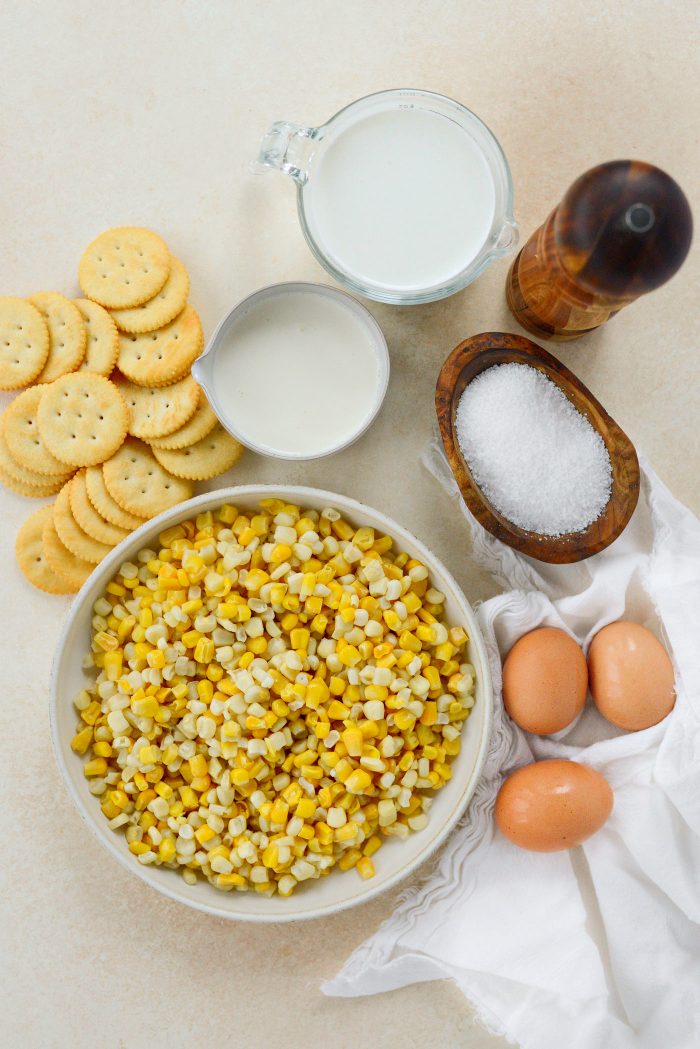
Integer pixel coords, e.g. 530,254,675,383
306,107,496,293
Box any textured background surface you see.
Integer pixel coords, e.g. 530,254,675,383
0,2,697,1046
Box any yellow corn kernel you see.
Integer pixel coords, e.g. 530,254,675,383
189,753,208,778
217,503,238,524
158,838,177,862
364,685,389,703
108,789,129,809
132,696,159,718
290,627,310,650
262,844,279,869
338,645,361,668
83,758,107,777
280,612,299,632
295,798,316,820
194,637,215,663
315,721,330,740
181,629,201,649
424,665,441,691
92,741,113,758
338,848,362,871
70,727,93,754
328,700,350,720
194,679,213,705
270,799,289,825
93,630,119,652
335,822,358,842
419,701,437,726
356,856,376,879
371,644,392,663
195,825,216,845
394,709,415,734
313,822,332,846
248,636,268,655
329,516,354,542
238,651,254,669
143,646,165,671
342,727,363,757
138,744,158,765
306,679,329,708
217,872,246,888
101,800,120,820
383,610,402,632
345,768,372,794
231,768,250,786
329,677,346,697
399,630,422,653
363,834,382,857
128,841,150,856
103,651,123,681
245,568,269,591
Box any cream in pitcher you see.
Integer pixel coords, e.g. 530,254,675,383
255,90,518,304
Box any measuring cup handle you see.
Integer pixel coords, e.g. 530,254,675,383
252,121,317,184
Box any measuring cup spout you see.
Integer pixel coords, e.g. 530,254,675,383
252,121,317,185
495,218,519,255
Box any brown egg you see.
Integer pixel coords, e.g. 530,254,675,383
502,626,587,734
495,759,613,852
588,621,675,731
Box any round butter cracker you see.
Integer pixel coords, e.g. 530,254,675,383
84,464,148,528
74,298,119,376
16,505,75,595
0,463,65,498
147,390,218,450
103,438,193,518
53,481,113,564
79,227,171,309
114,371,199,441
0,424,71,491
42,515,94,590
110,255,190,333
117,304,203,387
28,292,87,382
3,385,75,477
0,296,49,390
69,469,131,546
37,372,128,467
151,424,243,480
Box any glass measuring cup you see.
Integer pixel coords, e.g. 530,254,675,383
254,89,518,305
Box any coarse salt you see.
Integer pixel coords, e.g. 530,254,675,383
455,363,612,536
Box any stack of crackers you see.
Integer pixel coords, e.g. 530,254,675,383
2,227,243,595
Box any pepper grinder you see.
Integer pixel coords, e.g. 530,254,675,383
506,160,692,340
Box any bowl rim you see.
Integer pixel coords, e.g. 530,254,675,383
50,484,493,923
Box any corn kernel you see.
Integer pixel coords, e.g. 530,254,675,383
356,856,375,879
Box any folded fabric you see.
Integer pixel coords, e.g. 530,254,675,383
322,444,700,1049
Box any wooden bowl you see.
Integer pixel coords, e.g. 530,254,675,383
435,332,640,564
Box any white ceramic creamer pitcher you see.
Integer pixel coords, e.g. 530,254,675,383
254,89,517,305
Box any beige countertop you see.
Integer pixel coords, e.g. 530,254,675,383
1,2,697,1046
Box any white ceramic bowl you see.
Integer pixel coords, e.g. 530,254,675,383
191,283,390,461
51,485,492,922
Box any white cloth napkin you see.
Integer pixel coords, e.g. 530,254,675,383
322,443,700,1049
